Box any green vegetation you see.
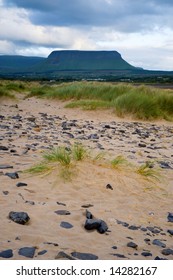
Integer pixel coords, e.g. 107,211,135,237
111,155,128,169
72,143,88,161
136,161,160,180
43,146,71,167
27,81,173,120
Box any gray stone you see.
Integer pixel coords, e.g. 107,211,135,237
152,239,166,248
55,210,71,215
71,252,98,260
18,247,36,258
55,251,75,260
161,248,173,256
167,212,173,223
16,182,28,187
5,172,19,179
9,211,30,225
60,222,73,229
127,242,138,249
0,165,13,169
0,249,13,258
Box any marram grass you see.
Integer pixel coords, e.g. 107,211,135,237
26,81,173,121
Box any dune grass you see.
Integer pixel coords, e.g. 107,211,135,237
136,161,161,181
26,81,173,121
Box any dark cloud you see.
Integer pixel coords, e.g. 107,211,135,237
4,0,173,32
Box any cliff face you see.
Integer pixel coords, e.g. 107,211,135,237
46,50,135,70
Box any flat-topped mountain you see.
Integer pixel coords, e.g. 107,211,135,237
46,50,135,70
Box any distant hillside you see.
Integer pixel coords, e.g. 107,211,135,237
0,55,44,73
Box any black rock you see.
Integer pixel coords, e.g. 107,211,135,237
25,200,35,205
167,229,173,235
16,182,28,187
152,239,166,248
127,242,138,249
18,247,36,258
106,184,113,190
141,251,152,257
71,252,98,260
167,212,173,223
155,256,168,260
84,219,102,230
128,225,140,230
0,146,8,151
97,220,108,234
54,210,71,215
5,172,19,179
56,201,66,206
44,242,58,246
60,222,73,229
112,253,126,258
161,248,173,256
0,164,13,169
38,250,47,256
86,210,93,219
138,143,146,148
0,249,13,258
9,211,30,225
112,246,118,250
159,161,172,169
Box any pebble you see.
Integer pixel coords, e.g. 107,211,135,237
60,222,73,229
0,249,13,258
167,229,173,235
167,212,173,223
0,165,13,169
71,252,98,260
5,172,19,179
18,247,36,258
161,248,173,256
84,218,108,234
0,146,8,151
55,251,75,260
38,250,47,256
54,210,71,215
127,242,138,249
106,184,113,190
16,182,28,187
152,239,166,248
141,251,152,257
9,211,30,225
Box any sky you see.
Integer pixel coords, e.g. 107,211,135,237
0,0,173,70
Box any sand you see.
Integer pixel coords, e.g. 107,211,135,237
0,94,173,260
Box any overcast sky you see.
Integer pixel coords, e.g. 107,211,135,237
0,0,173,70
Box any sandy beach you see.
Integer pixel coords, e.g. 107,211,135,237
0,94,173,260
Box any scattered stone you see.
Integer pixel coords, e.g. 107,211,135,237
71,252,98,260
167,212,173,223
159,161,172,169
152,239,166,248
0,164,13,169
138,143,146,148
155,256,168,260
38,250,47,256
54,210,71,215
81,204,94,208
112,253,127,259
56,201,66,206
3,191,9,195
167,229,173,235
18,247,36,258
106,184,113,190
0,146,8,151
44,242,58,246
9,211,30,225
5,172,19,179
0,249,13,258
128,225,140,230
25,200,35,206
60,222,73,229
55,251,75,260
112,246,118,250
16,182,28,187
161,248,173,256
140,227,148,232
127,242,138,249
97,220,108,234
141,251,152,257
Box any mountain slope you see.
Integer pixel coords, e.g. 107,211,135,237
44,50,136,71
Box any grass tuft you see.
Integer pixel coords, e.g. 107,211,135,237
43,146,71,167
136,161,160,180
111,155,128,169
